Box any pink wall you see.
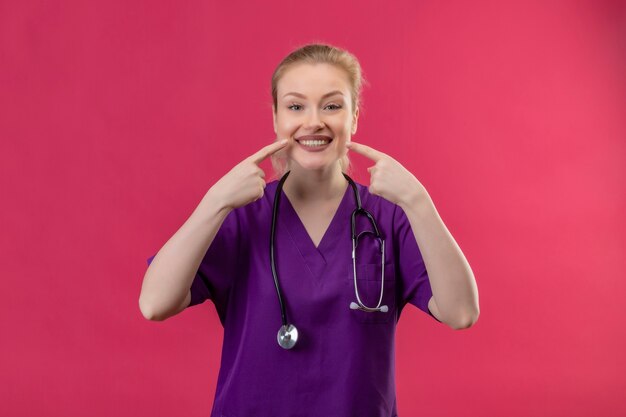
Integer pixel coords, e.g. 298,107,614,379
2,1,624,416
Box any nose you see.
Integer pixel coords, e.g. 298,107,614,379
304,109,325,130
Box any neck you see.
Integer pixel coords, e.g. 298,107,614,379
281,162,348,202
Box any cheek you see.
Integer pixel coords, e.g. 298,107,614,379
277,123,298,137
275,112,297,130
334,128,351,143
334,118,352,134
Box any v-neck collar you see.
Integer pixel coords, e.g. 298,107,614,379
277,180,354,279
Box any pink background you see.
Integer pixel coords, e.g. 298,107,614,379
2,1,625,416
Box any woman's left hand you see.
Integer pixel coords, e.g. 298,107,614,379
346,141,429,207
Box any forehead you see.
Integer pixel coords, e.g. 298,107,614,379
278,63,350,98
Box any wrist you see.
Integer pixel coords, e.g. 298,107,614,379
398,184,431,212
198,187,232,222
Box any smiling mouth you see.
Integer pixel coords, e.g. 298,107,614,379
295,135,333,147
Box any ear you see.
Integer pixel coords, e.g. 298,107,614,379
272,105,277,134
351,106,359,135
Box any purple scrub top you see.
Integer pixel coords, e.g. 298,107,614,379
147,179,439,417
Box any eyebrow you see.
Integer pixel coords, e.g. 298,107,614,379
282,90,344,99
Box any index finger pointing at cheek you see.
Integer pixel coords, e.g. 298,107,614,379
250,139,289,164
346,141,384,162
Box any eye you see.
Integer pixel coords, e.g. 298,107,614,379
287,103,342,111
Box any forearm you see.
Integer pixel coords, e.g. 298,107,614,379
139,188,231,321
399,188,479,329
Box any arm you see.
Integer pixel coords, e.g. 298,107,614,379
399,189,480,330
344,141,479,329
139,188,231,321
139,139,289,321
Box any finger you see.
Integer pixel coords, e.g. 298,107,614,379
250,139,289,164
253,177,266,202
346,141,384,162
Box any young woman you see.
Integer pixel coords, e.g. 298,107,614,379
140,43,479,417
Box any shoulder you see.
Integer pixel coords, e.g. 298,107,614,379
354,181,403,221
353,181,415,246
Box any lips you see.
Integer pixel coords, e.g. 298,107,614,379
295,135,333,143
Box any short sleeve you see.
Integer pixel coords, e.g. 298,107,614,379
393,205,441,322
146,209,240,310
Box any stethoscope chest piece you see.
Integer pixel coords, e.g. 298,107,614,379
277,324,298,349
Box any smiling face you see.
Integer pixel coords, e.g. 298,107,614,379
273,63,359,173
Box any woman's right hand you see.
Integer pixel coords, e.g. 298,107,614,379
208,138,289,211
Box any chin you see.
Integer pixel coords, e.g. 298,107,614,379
290,158,338,172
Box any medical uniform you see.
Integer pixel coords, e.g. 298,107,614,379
147,178,439,417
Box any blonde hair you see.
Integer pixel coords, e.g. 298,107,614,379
269,42,369,180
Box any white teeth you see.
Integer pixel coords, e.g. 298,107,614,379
299,140,330,147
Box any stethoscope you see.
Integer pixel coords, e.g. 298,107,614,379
271,170,388,350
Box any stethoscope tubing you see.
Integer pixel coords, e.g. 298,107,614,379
270,170,291,327
271,170,387,349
